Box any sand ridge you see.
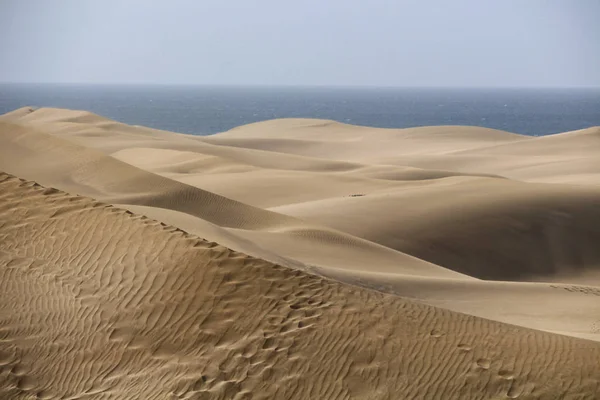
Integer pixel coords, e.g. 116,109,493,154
2,107,600,398
1,172,600,399
0,112,466,280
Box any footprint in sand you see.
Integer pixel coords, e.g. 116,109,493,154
429,329,444,338
16,376,36,391
457,343,472,352
475,358,491,370
498,369,514,380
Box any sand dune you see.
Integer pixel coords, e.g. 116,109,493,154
2,173,600,399
2,107,600,398
271,177,600,281
0,118,458,281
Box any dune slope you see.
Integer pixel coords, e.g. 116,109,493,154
0,113,465,280
2,173,600,400
6,108,600,283
3,107,600,397
3,108,600,343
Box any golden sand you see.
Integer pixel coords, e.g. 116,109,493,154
1,107,600,398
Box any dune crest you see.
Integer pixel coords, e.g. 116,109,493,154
2,172,600,399
2,107,600,397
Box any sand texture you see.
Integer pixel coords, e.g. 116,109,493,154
1,107,600,399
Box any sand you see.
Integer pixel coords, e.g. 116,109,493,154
1,107,600,399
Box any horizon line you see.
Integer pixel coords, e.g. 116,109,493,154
1,82,600,90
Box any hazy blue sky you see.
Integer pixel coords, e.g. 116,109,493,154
1,0,599,87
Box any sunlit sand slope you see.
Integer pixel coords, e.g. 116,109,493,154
1,173,600,399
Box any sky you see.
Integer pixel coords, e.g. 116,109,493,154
1,0,599,87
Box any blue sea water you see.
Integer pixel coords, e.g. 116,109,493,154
1,84,599,136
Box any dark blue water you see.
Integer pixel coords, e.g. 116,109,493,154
1,84,599,136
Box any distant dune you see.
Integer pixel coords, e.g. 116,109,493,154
1,107,600,398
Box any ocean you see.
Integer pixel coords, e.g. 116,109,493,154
1,84,599,136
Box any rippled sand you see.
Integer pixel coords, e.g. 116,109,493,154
1,107,600,399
